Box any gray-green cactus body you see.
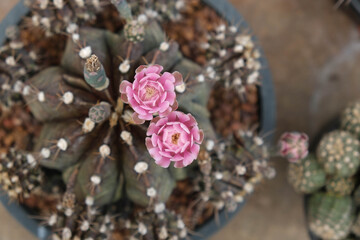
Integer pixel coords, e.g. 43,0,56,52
23,15,207,207
288,154,326,194
316,130,360,177
308,193,355,240
326,177,355,197
341,101,360,139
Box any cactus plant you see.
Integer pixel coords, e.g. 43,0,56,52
341,101,360,139
0,0,274,239
326,176,355,197
316,130,360,177
288,154,326,194
308,193,355,240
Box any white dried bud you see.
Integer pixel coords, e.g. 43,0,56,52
214,201,224,210
196,74,205,82
247,71,259,84
236,35,251,45
138,222,147,235
159,226,168,239
216,24,226,33
134,161,148,174
66,23,78,34
99,224,107,233
57,138,68,151
48,214,57,226
234,194,244,203
99,144,111,158
265,167,276,179
137,14,148,24
39,0,49,9
206,66,216,79
254,136,264,146
147,187,157,197
13,81,23,93
169,236,179,240
159,42,170,52
90,175,101,185
177,219,185,229
121,130,133,145
7,161,14,168
5,56,16,66
11,175,19,183
229,26,238,33
26,154,36,166
79,46,92,59
205,140,214,151
82,118,95,133
219,49,226,57
233,78,242,86
92,0,100,9
32,15,40,26
1,84,10,91
201,42,210,49
175,0,185,10
145,9,159,18
154,202,165,213
119,60,130,73
215,33,225,40
179,229,187,238
37,91,46,102
235,165,246,175
75,0,85,7
234,58,244,69
9,41,24,49
41,148,51,159
214,171,223,180
72,33,80,42
80,220,90,231
234,44,244,53
244,182,254,193
62,227,72,240
122,110,134,124
62,91,74,104
65,208,73,217
40,17,51,29
53,0,64,9
175,82,186,93
85,196,94,206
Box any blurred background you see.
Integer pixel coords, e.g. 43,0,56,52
1,0,360,239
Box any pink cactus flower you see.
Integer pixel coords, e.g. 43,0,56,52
145,111,204,168
119,64,183,124
279,132,309,163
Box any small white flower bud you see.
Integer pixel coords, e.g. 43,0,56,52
236,165,246,175
137,14,148,24
159,42,170,52
121,130,133,145
90,175,101,185
82,118,95,133
134,161,148,174
234,58,245,69
244,183,254,193
119,60,130,73
85,196,94,206
57,138,68,151
41,148,51,159
138,222,147,235
48,214,57,226
147,187,157,197
53,0,64,9
80,220,90,231
99,144,111,158
205,140,214,151
5,56,16,66
62,227,72,240
62,91,74,104
79,46,92,59
175,82,186,93
154,202,165,213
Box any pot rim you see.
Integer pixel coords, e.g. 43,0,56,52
0,0,276,239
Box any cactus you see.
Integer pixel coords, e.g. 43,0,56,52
316,130,360,177
308,193,355,240
288,154,326,194
326,177,355,196
341,101,360,139
0,0,272,239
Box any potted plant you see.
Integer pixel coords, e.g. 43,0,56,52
280,101,360,240
0,0,275,239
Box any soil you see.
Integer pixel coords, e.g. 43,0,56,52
0,0,260,234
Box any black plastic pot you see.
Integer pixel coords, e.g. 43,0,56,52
0,0,276,239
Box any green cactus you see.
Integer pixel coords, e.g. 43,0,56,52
316,130,360,177
341,101,360,139
287,154,326,194
308,193,355,240
326,176,355,196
